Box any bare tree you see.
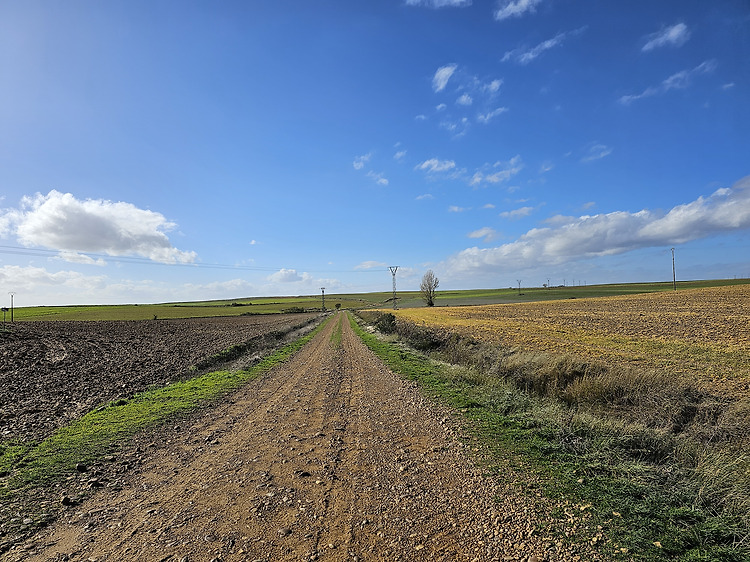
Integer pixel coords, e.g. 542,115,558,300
420,270,439,307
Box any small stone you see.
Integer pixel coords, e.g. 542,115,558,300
279,527,292,537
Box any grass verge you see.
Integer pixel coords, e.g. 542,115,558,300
350,313,750,561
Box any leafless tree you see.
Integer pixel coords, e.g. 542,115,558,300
420,270,439,307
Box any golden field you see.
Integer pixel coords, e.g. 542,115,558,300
392,285,750,386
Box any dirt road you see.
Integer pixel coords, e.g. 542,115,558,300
19,314,585,561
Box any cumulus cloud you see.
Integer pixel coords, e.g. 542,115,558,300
619,60,717,105
494,0,543,21
468,227,500,242
406,0,472,7
457,93,473,106
642,22,690,52
0,191,196,264
433,64,458,92
267,268,311,283
416,158,457,173
445,176,750,275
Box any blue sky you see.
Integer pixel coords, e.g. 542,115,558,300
1,0,749,306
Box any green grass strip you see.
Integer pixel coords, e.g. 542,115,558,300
349,313,749,562
3,318,327,490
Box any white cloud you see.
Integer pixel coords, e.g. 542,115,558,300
55,251,107,266
267,268,311,283
367,171,389,186
394,150,407,160
449,205,469,213
642,22,690,52
500,206,534,219
0,191,196,264
494,0,543,21
457,93,473,106
722,82,735,90
416,193,434,201
470,155,523,186
355,260,387,270
353,153,372,170
483,203,496,209
468,227,500,242
432,64,458,92
406,0,471,7
416,158,457,173
436,103,447,112
581,143,613,163
445,175,750,275
619,60,717,105
477,106,509,124
540,161,554,173
484,79,502,93
502,27,587,65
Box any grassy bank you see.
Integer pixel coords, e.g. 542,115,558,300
351,312,749,561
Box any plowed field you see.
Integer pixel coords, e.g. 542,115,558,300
0,314,320,446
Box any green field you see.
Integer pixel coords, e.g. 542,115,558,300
9,278,749,321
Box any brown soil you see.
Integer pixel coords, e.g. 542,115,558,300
0,314,320,445
8,314,597,561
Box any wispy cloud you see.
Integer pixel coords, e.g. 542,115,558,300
581,143,613,163
355,260,387,270
416,158,457,173
619,60,717,105
477,106,509,124
445,175,750,274
500,206,534,219
457,93,473,106
406,0,472,8
502,27,587,65
353,153,371,170
367,170,389,186
494,0,543,21
433,64,458,92
470,155,523,186
642,22,690,52
0,190,196,264
416,193,434,200
394,150,407,160
449,205,470,213
468,227,500,242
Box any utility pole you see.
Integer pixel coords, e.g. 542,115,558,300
671,248,676,291
517,279,522,296
8,292,14,322
321,287,326,312
389,266,399,309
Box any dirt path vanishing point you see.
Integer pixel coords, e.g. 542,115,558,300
19,313,589,562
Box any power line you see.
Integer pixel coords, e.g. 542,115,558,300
0,245,390,275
